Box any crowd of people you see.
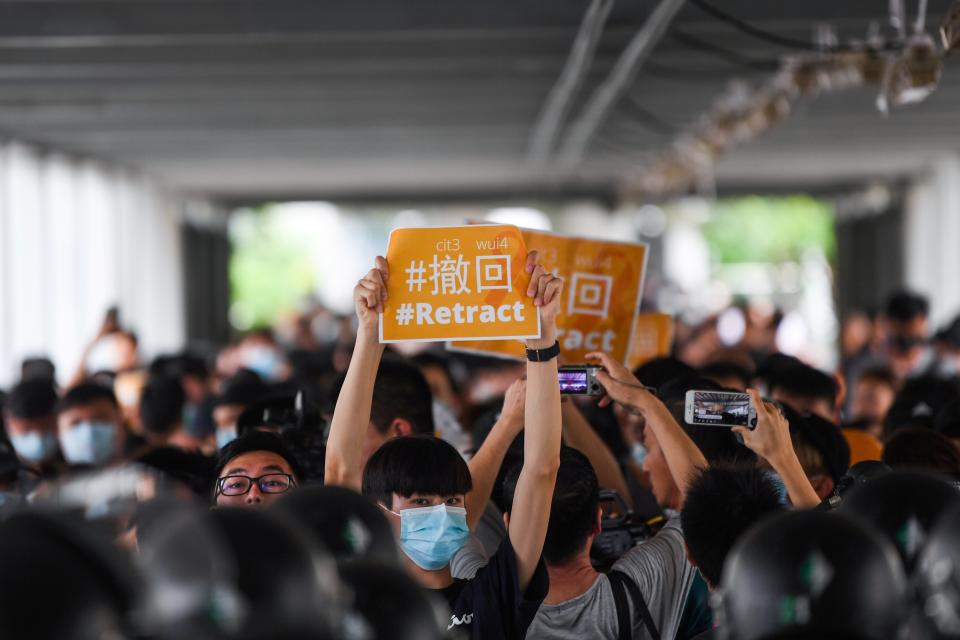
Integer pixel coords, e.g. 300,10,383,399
2,251,960,640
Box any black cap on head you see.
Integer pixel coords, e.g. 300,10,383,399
6,379,58,420
338,562,445,640
841,470,960,573
272,485,400,567
885,376,960,434
720,510,907,640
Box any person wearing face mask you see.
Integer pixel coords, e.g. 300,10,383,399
3,379,64,486
326,252,562,639
56,383,127,469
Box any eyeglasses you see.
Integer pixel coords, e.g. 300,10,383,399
217,473,296,496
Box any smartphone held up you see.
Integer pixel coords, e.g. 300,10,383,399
685,390,758,429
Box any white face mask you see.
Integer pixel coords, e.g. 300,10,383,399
60,421,117,466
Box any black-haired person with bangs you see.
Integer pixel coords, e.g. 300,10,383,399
326,252,563,640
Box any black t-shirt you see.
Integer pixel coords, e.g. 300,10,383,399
439,537,548,639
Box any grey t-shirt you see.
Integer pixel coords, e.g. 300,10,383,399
526,519,697,640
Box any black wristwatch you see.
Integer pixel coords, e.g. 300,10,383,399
526,341,560,362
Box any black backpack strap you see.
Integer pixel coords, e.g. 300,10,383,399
608,570,633,640
609,569,661,640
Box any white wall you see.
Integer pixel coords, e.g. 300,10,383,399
0,142,188,388
904,154,960,328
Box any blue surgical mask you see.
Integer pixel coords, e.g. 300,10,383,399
10,432,59,464
60,421,117,466
216,425,238,450
385,504,470,570
630,442,648,467
244,346,283,382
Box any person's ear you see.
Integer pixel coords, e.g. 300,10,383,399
594,505,603,535
503,512,511,531
390,418,414,437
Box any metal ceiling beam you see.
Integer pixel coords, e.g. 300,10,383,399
526,0,614,165
555,0,686,171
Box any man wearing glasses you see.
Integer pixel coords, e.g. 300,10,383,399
213,431,302,508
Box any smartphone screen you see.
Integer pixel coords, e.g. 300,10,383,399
689,391,752,427
558,369,589,395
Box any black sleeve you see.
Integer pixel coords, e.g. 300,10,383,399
468,536,549,639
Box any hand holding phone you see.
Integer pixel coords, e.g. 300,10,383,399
684,390,758,429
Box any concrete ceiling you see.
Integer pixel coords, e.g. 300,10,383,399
0,0,956,203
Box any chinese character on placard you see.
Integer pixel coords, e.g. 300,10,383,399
429,254,471,295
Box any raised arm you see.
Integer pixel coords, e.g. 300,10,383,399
324,256,389,491
561,399,633,508
587,351,707,501
509,253,563,591
733,390,821,509
466,377,526,530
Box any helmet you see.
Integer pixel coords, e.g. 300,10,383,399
718,510,907,640
0,511,138,639
915,504,960,638
339,562,446,640
272,485,400,566
840,470,960,572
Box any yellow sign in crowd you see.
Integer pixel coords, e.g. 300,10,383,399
381,223,670,365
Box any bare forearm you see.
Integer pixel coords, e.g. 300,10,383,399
770,452,822,509
636,395,707,499
561,401,633,508
509,350,562,589
466,418,518,530
324,335,384,489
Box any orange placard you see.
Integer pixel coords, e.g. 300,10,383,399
379,225,540,343
449,229,648,363
626,312,675,370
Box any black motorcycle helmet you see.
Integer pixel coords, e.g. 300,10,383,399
206,507,341,635
718,510,907,640
339,562,446,640
914,503,960,639
0,511,139,639
840,470,960,572
272,485,400,567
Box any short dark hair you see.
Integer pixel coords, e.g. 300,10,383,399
362,435,471,509
885,291,929,322
6,379,58,419
215,430,304,486
57,383,119,414
371,356,435,435
138,376,185,436
885,376,960,434
882,427,960,474
785,406,850,484
502,447,598,565
856,366,897,390
633,358,696,393
681,464,784,586
699,361,753,390
767,363,839,412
